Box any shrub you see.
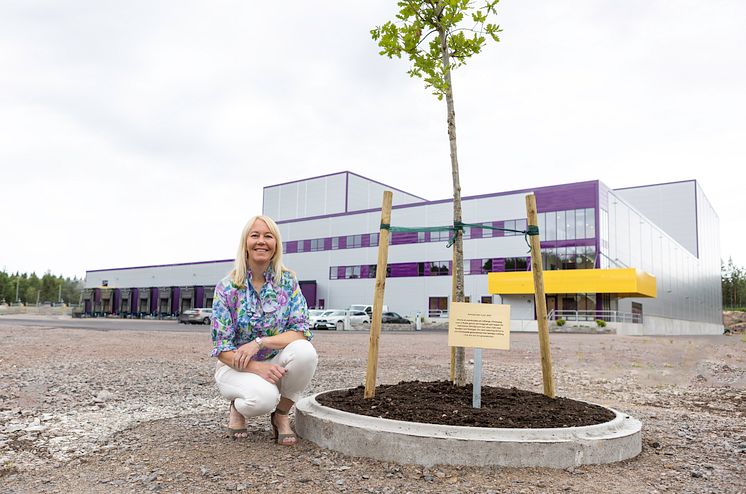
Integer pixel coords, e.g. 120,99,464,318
556,318,566,327
595,319,607,328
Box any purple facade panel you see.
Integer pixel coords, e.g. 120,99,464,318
337,266,346,278
469,259,482,275
324,238,332,250
94,288,101,304
389,262,418,277
195,286,205,307
493,221,504,237
171,287,180,314
85,299,92,313
150,287,158,313
391,232,417,245
470,227,483,239
113,289,121,313
339,237,347,249
495,258,506,272
131,288,139,313
535,182,597,212
361,235,370,248
286,241,298,254
303,240,311,252
360,265,370,278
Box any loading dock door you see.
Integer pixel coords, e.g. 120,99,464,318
299,280,317,308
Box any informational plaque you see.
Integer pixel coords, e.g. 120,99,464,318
447,302,510,350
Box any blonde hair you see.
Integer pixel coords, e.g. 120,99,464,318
230,215,288,288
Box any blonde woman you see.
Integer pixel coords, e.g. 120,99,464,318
211,215,317,445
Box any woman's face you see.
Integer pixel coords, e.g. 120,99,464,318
246,219,276,267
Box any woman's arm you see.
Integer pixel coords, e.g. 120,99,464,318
230,330,305,370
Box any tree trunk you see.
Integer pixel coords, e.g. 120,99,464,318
438,25,467,386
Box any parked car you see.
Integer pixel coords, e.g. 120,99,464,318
313,309,370,330
308,309,331,329
349,304,388,316
179,308,213,324
381,311,410,324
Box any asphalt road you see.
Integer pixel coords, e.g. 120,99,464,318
0,316,433,333
0,316,211,332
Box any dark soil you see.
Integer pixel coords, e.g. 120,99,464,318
317,380,616,428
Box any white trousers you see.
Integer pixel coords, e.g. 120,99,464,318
214,339,318,418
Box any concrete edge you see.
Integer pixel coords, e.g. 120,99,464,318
295,389,642,468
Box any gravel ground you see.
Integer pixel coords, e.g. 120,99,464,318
0,322,744,493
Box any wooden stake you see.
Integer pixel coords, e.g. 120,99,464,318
526,193,556,398
364,191,393,399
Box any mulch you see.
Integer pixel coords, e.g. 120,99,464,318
316,380,616,428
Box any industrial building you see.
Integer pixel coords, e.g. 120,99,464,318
83,172,723,335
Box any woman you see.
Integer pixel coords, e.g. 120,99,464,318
211,215,318,445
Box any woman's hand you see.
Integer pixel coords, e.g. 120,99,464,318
247,361,287,384
232,341,260,371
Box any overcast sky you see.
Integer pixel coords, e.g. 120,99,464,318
1,1,744,279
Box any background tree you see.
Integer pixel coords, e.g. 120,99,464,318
372,0,501,385
0,270,82,305
722,258,745,309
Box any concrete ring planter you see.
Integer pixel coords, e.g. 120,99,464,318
295,390,642,468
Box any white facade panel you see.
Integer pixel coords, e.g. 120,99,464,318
265,173,348,222
347,174,423,212
615,181,698,257
85,261,232,289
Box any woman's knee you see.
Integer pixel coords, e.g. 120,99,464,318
235,388,280,417
284,339,318,368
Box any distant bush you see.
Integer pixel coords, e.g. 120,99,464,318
595,319,607,328
556,319,566,327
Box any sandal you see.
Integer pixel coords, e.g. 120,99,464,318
270,409,297,446
227,401,248,439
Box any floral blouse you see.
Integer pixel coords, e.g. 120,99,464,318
210,269,313,360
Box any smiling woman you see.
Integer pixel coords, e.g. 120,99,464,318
210,215,318,445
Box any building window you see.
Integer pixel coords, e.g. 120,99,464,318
330,267,338,280
345,266,361,279
429,297,448,317
431,230,450,242
585,208,595,238
430,261,450,276
556,211,566,241
331,237,339,250
297,240,305,253
310,238,324,251
505,257,528,272
368,264,377,278
417,232,426,243
504,219,516,236
346,235,362,248
369,233,379,247
482,259,493,274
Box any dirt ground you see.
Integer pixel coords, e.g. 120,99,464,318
1,322,744,494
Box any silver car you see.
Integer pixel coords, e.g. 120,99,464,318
178,308,213,325
313,309,370,330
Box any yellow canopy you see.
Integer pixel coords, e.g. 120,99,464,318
488,268,656,298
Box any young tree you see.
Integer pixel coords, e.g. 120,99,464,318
372,1,501,385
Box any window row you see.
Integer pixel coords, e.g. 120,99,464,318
329,246,598,280
330,256,532,280
284,209,596,254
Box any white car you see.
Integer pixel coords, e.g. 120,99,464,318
312,309,370,330
308,309,331,329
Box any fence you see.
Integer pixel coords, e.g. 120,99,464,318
547,309,642,324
